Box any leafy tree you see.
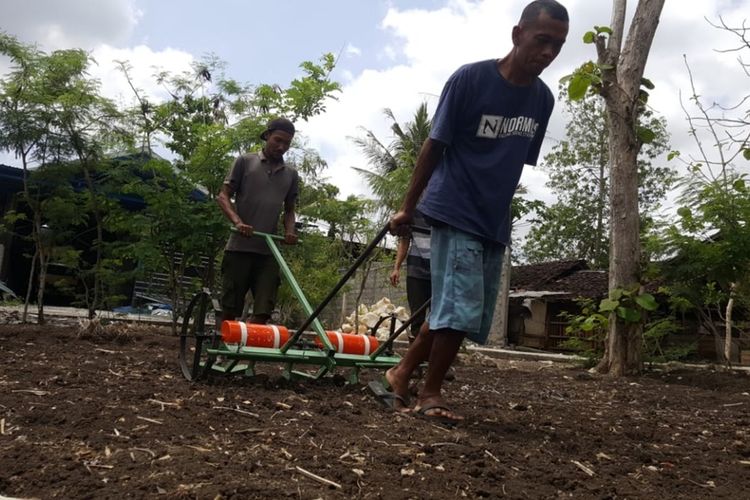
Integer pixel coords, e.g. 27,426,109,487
566,0,667,375
0,33,128,321
113,53,344,327
0,32,52,322
51,51,128,318
522,88,673,269
292,175,380,327
660,35,750,363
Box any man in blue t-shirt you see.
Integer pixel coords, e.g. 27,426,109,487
383,0,569,425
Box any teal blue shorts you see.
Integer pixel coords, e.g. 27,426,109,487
428,224,505,345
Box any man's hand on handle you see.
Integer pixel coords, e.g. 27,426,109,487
234,220,254,237
389,210,413,238
284,233,299,245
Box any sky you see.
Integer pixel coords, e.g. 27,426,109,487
1,0,749,238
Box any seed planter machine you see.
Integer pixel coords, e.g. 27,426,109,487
178,224,428,384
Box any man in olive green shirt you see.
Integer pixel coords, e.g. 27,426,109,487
217,117,299,324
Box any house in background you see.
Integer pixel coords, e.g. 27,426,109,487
507,259,609,350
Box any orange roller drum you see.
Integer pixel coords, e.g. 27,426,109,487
221,321,290,348
314,331,379,355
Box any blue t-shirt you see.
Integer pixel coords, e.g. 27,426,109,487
418,59,554,245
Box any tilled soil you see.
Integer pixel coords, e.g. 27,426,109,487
1,321,749,499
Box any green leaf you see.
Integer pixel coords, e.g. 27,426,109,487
635,293,659,311
637,126,656,144
743,148,750,160
617,306,641,323
583,31,596,44
676,207,692,219
596,26,613,35
568,74,590,101
667,151,680,161
640,77,655,90
597,63,615,71
599,298,619,312
733,179,746,192
610,288,624,301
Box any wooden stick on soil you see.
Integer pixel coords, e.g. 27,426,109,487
213,406,260,418
295,466,342,489
136,416,163,425
571,460,595,476
148,399,179,411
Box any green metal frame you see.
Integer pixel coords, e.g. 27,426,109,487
183,227,402,383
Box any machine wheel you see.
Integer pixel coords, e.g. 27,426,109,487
179,291,218,381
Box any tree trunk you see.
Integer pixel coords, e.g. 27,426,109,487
594,124,608,267
19,150,34,324
78,155,103,319
595,0,666,376
724,282,736,365
22,247,38,324
34,215,48,325
598,106,642,375
37,249,48,325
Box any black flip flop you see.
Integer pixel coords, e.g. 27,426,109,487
368,380,410,411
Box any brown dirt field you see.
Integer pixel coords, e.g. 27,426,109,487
1,320,749,499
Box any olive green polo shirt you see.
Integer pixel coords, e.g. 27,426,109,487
223,151,299,255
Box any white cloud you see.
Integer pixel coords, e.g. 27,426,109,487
305,0,750,213
345,43,361,57
2,0,748,215
0,0,141,50
0,0,190,109
0,1,193,162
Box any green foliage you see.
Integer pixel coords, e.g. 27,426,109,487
564,26,656,119
285,54,340,119
522,88,673,267
275,231,345,326
564,60,601,100
562,291,694,367
599,286,658,325
1,30,347,323
560,298,608,367
653,20,750,347
636,126,656,144
0,32,131,319
664,167,750,310
116,51,343,307
642,317,695,364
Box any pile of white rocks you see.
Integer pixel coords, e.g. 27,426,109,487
340,297,411,340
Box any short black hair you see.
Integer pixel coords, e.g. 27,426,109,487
520,0,569,24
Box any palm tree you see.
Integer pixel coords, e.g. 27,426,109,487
351,103,432,216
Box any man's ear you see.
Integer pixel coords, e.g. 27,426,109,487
512,25,521,46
